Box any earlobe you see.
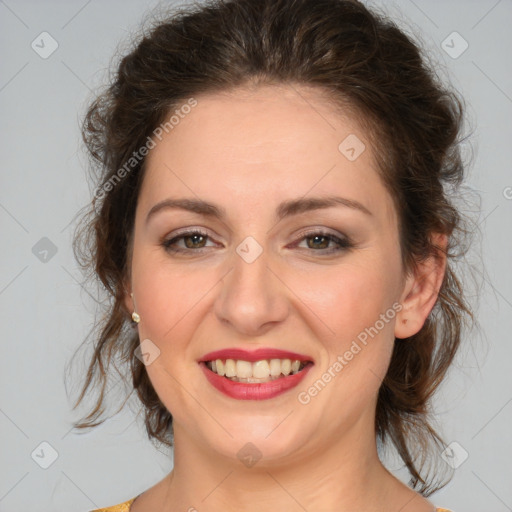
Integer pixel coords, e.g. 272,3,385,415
123,285,141,325
394,234,448,339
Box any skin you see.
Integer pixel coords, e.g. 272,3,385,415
123,84,446,512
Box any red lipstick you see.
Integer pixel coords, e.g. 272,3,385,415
198,348,314,400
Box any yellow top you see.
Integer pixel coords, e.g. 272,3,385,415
91,498,453,511
91,499,136,512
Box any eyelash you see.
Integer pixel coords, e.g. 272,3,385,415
295,230,354,253
161,229,354,255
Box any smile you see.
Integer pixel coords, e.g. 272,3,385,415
199,348,314,400
205,358,309,382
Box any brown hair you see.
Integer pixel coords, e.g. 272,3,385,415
71,0,473,495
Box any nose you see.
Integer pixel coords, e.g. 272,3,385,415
213,240,289,337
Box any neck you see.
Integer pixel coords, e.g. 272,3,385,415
160,416,408,512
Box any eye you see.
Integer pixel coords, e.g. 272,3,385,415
293,229,353,254
161,228,354,256
162,229,216,253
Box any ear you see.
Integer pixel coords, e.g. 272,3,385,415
394,233,448,339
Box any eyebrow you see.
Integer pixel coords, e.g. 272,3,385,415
145,195,372,225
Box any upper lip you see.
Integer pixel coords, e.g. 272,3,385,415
199,348,313,363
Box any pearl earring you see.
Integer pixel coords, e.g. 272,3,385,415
130,292,140,324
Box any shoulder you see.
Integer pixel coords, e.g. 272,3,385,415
90,497,136,512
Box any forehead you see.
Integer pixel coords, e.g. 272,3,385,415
147,84,365,166
139,84,395,225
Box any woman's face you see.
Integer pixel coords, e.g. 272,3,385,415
126,84,411,464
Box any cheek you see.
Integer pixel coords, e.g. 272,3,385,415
131,256,215,421
306,259,401,387
307,259,400,340
133,248,212,339
292,265,399,425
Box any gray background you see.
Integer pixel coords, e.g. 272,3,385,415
1,0,511,511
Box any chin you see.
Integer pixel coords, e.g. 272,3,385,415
212,413,311,462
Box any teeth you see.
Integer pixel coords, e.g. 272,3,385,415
253,360,270,379
236,360,252,378
269,359,281,376
225,359,236,377
206,358,308,381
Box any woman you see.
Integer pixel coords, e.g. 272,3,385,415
72,0,472,510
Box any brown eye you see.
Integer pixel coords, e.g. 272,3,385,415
162,230,214,253
306,234,330,250
295,230,353,254
183,233,207,248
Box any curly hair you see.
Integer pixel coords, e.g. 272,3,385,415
70,0,473,495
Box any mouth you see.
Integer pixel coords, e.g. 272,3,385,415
198,348,314,400
204,358,311,383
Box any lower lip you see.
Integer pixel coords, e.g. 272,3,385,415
199,362,313,400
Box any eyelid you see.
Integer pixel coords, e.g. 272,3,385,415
291,225,352,242
293,226,347,238
167,226,213,238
